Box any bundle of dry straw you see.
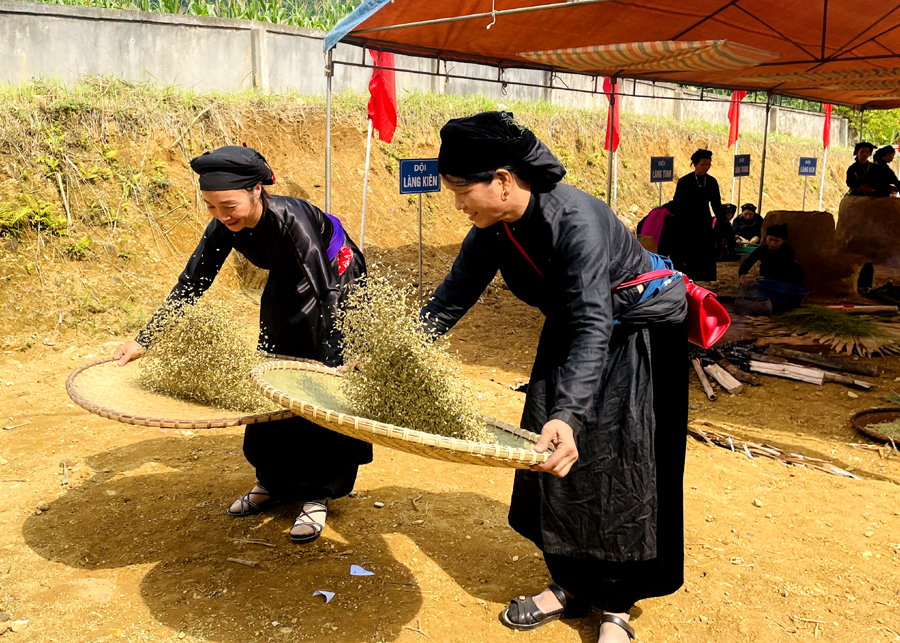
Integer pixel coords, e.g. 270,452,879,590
338,269,494,443
139,295,276,413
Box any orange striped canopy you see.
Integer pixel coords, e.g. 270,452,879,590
517,40,782,75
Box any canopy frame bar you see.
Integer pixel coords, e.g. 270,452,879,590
352,0,617,36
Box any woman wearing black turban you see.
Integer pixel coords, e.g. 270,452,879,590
112,145,372,543
670,148,727,281
871,145,900,197
847,142,876,196
423,112,689,643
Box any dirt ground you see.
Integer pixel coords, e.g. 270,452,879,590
2,278,900,643
2,84,900,643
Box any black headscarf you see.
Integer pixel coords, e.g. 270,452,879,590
190,145,275,191
438,112,565,190
741,203,757,213
691,149,713,165
854,141,875,159
767,223,788,239
875,145,895,162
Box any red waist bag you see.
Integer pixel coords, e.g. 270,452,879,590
503,223,731,349
614,269,731,349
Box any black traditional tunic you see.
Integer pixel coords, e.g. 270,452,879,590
423,184,688,608
872,161,900,197
739,243,804,286
732,212,762,241
847,161,876,196
137,194,373,498
671,172,726,281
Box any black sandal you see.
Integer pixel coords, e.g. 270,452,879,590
290,500,328,544
227,484,288,517
498,583,589,631
601,613,635,640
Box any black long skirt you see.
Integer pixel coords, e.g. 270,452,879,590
509,321,688,609
241,238,373,501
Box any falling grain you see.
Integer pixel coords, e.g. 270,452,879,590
338,268,494,444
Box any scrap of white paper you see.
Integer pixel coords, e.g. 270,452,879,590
313,590,335,603
350,564,374,576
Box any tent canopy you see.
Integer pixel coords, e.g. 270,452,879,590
326,0,900,109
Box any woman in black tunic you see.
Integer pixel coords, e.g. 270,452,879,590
847,142,876,196
113,146,372,543
670,149,726,281
422,113,688,643
872,145,900,197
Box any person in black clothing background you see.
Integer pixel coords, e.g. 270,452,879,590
423,112,688,643
713,203,738,260
872,145,900,197
732,203,762,243
738,223,804,286
847,142,876,196
113,146,372,544
671,149,727,281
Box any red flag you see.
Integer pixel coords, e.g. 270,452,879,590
603,77,619,153
727,91,746,148
367,50,397,143
823,104,832,149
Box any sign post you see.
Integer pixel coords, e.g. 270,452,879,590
399,158,441,303
733,154,750,207
649,156,674,206
798,157,818,211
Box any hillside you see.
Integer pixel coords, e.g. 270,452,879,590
0,78,853,350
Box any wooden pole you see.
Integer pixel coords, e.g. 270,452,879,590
717,359,762,386
704,364,744,395
766,346,878,377
758,96,772,213
691,358,716,400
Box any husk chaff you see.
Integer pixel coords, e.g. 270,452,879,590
338,269,494,443
139,295,277,413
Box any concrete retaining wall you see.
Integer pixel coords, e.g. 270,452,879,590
0,0,849,145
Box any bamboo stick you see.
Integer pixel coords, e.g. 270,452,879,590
824,305,898,315
822,371,874,390
749,361,825,385
717,359,762,386
691,358,716,400
703,364,744,395
766,346,878,377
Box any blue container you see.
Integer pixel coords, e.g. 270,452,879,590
756,279,808,312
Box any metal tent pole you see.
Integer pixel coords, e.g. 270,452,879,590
325,49,333,213
606,85,616,210
859,109,865,142
758,96,772,213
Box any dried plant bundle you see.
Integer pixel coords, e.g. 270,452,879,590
338,269,494,443
139,295,276,413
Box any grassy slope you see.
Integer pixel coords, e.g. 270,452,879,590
0,78,855,349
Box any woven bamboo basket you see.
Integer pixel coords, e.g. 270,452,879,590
850,408,900,443
251,360,549,469
66,357,296,429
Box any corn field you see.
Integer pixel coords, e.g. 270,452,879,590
23,0,360,30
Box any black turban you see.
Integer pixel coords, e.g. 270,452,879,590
723,203,737,214
438,112,565,189
854,141,875,156
741,203,757,212
767,223,788,239
691,149,713,164
190,145,275,191
875,145,895,162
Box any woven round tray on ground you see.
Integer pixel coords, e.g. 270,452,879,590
251,360,549,469
67,357,296,429
850,408,900,443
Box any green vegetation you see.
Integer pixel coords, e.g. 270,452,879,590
0,195,67,237
23,0,360,29
775,306,878,338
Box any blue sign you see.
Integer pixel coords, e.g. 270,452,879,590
399,158,441,194
650,156,674,183
734,154,751,177
799,157,818,176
